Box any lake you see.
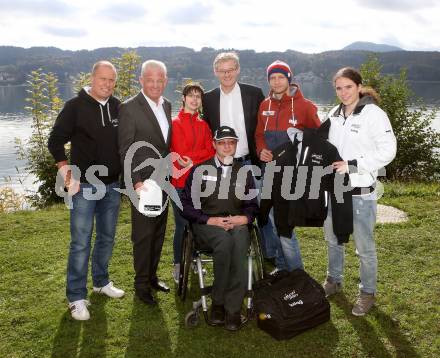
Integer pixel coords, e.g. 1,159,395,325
1,81,439,192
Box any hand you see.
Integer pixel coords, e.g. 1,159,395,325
207,217,234,231
134,181,147,196
259,149,273,162
332,161,349,174
224,215,249,228
57,161,79,195
178,155,193,168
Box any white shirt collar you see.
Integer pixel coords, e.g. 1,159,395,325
141,89,164,108
220,82,239,96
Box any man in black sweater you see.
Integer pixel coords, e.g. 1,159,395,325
48,61,124,321
182,126,258,331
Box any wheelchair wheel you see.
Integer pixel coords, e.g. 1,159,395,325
184,310,199,328
250,225,265,282
178,226,194,301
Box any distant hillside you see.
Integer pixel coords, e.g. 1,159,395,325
0,45,439,85
343,41,404,52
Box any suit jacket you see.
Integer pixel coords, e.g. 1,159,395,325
118,92,172,187
202,82,264,166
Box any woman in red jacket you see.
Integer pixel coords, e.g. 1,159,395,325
170,83,215,283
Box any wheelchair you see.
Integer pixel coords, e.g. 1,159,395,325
177,223,265,328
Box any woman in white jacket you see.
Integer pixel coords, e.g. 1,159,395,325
322,67,397,316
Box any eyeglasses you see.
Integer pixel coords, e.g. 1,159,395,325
215,68,237,76
216,139,237,146
185,93,202,100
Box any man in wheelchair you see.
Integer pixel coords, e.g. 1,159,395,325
181,126,258,331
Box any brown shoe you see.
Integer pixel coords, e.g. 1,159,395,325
322,276,342,298
352,291,375,316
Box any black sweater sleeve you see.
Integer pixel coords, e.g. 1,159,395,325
48,100,76,162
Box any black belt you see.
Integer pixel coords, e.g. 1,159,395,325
235,154,251,162
351,185,375,196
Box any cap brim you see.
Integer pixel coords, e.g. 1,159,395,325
214,136,239,140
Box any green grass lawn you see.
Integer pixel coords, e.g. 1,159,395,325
0,182,439,357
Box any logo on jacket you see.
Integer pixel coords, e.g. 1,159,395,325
311,153,323,165
289,117,297,126
110,118,119,127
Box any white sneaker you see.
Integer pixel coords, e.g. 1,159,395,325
93,281,125,298
269,267,281,276
172,264,180,284
68,299,90,321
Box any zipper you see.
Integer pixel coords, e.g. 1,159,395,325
191,115,196,151
302,146,309,165
275,101,281,130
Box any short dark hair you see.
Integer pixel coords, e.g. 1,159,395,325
181,83,204,106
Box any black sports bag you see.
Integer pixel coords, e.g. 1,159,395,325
253,269,330,340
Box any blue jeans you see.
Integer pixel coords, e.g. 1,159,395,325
324,192,377,294
67,182,121,302
171,188,188,264
279,231,304,272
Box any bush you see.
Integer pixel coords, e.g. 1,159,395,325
0,186,26,212
360,56,440,181
16,70,63,208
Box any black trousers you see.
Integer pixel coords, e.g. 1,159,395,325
192,224,250,314
130,203,169,291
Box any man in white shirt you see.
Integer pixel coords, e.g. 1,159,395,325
202,52,265,166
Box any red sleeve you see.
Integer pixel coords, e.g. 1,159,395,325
188,122,215,164
255,102,268,155
170,120,187,155
307,102,321,128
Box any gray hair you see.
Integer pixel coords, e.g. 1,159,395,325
91,60,117,78
141,60,167,77
213,52,240,72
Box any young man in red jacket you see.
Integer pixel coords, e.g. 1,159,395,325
255,60,321,273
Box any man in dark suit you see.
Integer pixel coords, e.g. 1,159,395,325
118,60,172,305
202,52,265,166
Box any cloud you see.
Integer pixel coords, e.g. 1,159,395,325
100,3,147,22
244,21,278,28
0,0,75,16
354,0,438,11
42,25,87,38
166,3,214,24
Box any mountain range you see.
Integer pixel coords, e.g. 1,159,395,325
0,42,439,85
342,41,404,52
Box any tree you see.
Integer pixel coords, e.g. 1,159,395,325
112,50,141,100
16,70,63,207
360,56,440,181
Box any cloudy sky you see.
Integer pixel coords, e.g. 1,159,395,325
1,0,439,53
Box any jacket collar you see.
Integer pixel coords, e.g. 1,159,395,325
332,95,376,117
268,83,302,102
178,108,200,121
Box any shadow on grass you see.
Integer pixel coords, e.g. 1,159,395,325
51,311,81,358
51,295,108,358
125,296,172,357
333,294,420,358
